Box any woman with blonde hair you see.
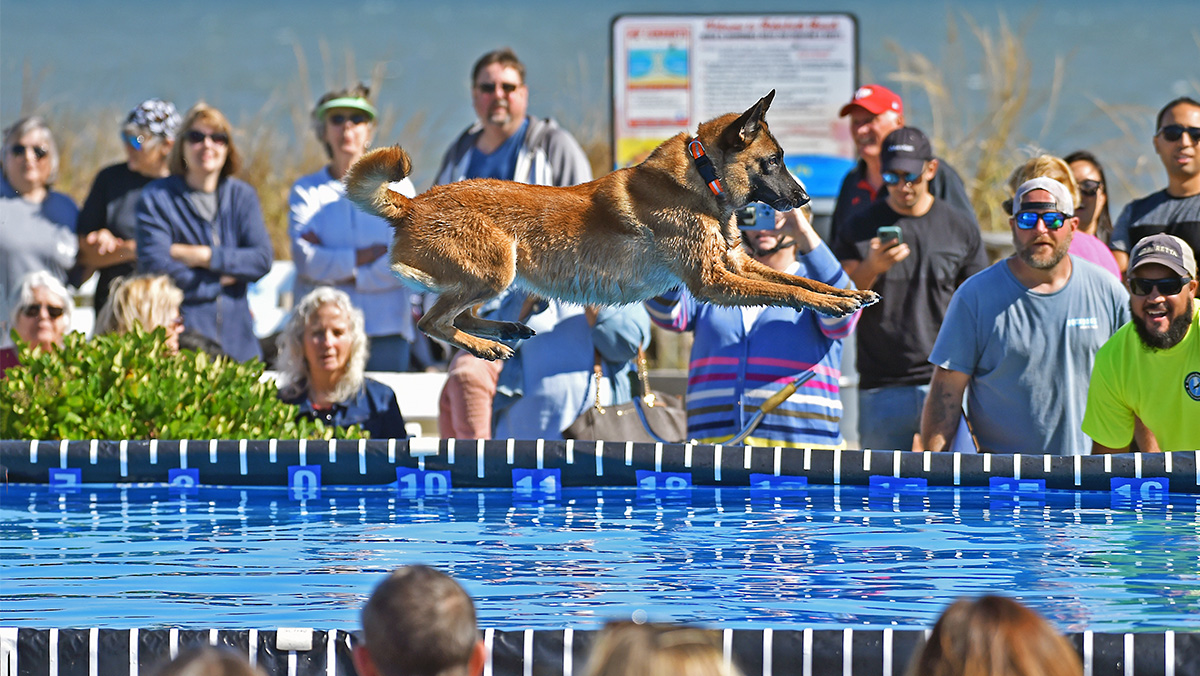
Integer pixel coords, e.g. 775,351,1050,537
275,287,407,438
904,596,1082,676
1004,154,1120,278
95,274,185,353
136,103,273,363
583,622,743,676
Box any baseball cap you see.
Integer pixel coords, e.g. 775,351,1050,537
839,84,903,117
1012,177,1075,217
1128,234,1197,278
880,127,932,175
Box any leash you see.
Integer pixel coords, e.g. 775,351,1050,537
687,139,727,202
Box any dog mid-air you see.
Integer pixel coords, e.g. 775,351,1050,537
345,90,879,360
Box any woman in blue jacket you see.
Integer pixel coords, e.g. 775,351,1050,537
136,103,273,362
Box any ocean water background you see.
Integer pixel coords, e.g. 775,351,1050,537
3,0,1198,198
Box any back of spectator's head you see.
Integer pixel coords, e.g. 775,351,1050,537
584,622,742,676
354,565,483,676
904,596,1082,676
2,116,61,186
1003,154,1081,215
168,102,242,178
96,274,183,337
152,646,265,676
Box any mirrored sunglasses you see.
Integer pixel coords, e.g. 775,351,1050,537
327,113,370,126
21,303,65,319
1129,276,1191,297
881,171,922,186
476,81,520,95
121,131,146,151
1078,179,1103,196
1015,210,1068,230
1157,124,1200,143
10,144,48,160
184,130,229,146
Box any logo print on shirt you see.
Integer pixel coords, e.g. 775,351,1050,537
1186,372,1200,402
1066,317,1099,330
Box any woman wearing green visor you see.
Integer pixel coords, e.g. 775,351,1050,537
288,84,418,372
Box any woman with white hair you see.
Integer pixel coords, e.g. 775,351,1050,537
1,270,75,376
78,99,181,314
275,287,407,438
0,117,79,325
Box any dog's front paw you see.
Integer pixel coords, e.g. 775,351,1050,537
854,289,880,307
497,321,536,341
468,341,515,361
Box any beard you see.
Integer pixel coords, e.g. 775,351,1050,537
1016,235,1071,270
1133,297,1194,350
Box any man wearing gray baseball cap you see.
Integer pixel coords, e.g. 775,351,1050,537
922,176,1130,455
1084,233,1199,452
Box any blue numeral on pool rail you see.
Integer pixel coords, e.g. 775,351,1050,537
513,468,561,498
1111,477,1168,501
989,477,1046,495
48,468,81,490
636,470,692,491
397,468,452,497
869,475,927,494
169,468,200,489
749,473,808,491
288,464,322,499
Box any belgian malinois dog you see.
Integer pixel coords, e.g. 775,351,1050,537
345,91,878,360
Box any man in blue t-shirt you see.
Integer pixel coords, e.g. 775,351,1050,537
921,177,1130,455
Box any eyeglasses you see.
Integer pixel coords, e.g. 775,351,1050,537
1129,275,1192,297
1157,124,1200,143
327,113,370,126
475,81,520,95
121,131,146,151
1078,179,1103,196
1015,210,1069,230
10,144,49,160
184,130,229,146
881,171,923,186
20,303,65,319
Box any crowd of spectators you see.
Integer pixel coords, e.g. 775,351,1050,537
1,51,1197,450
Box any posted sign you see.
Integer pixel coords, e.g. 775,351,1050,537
612,14,858,197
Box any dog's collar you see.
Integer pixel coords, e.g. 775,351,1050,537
687,139,725,199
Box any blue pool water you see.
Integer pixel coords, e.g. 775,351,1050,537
2,483,1198,632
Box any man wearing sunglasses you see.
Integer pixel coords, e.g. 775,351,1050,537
1084,234,1199,452
922,177,1130,455
833,127,987,451
1110,96,1200,276
830,85,977,245
431,47,591,187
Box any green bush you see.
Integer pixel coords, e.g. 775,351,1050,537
1,327,364,440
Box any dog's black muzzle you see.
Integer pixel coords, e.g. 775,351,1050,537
755,182,810,212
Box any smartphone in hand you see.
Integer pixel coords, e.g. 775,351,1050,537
877,225,903,248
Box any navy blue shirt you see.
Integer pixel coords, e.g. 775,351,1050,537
282,378,408,439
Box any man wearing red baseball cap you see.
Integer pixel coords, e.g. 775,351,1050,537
830,84,977,243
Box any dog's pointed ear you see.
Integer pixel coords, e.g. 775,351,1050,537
723,90,775,149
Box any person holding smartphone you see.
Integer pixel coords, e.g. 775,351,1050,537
833,127,987,451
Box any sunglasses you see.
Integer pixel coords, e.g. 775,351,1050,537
1157,124,1200,143
1129,275,1192,297
327,113,370,126
881,170,923,186
1078,179,1103,196
476,81,520,95
184,130,229,146
10,144,49,160
1015,210,1069,230
20,303,65,319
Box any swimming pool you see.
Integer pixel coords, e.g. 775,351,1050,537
2,439,1199,675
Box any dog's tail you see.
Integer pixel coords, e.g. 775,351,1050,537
344,146,414,223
